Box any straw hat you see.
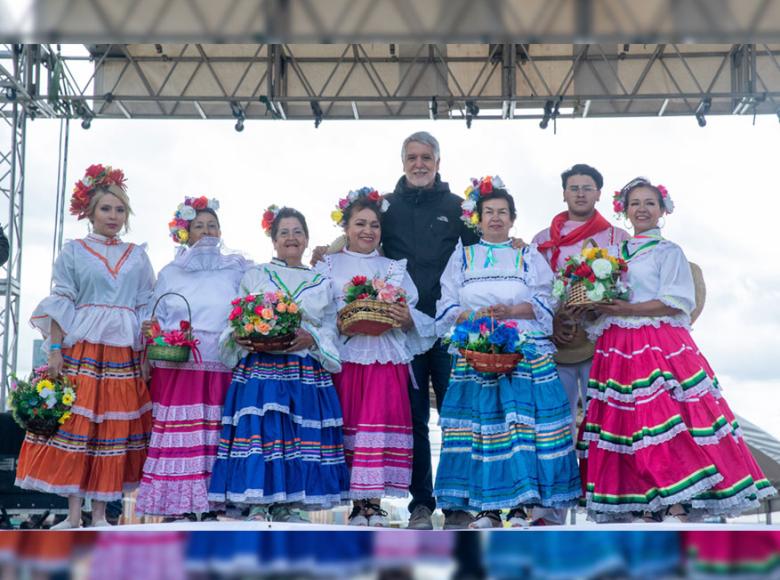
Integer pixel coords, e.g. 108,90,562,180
689,261,706,323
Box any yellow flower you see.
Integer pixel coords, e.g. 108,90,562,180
58,411,72,425
177,229,189,243
62,393,74,406
330,209,343,224
36,379,53,393
463,186,474,198
470,213,480,225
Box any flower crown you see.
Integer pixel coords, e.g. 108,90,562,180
168,196,220,244
460,175,506,231
261,204,282,237
612,178,675,216
330,187,389,227
70,164,127,220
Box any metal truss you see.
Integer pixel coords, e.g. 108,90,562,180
4,0,780,44
2,43,779,123
0,44,28,407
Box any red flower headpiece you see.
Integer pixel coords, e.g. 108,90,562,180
70,164,127,220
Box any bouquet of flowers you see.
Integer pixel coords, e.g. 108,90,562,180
338,275,407,336
228,291,302,350
9,367,77,437
445,316,526,374
553,244,629,306
146,319,201,363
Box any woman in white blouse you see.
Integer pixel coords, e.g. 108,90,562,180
315,191,435,527
16,164,155,528
208,207,349,523
433,178,580,528
578,177,776,522
135,198,252,521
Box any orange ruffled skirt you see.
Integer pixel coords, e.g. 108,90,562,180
15,341,152,501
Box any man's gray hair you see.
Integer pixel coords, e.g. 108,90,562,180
401,131,440,162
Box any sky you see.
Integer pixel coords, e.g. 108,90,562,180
11,108,780,439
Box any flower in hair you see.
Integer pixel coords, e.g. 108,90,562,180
460,175,505,231
613,178,674,216
261,205,282,237
331,187,388,227
70,164,127,220
168,196,220,244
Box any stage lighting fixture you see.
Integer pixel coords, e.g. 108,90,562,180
310,100,323,128
695,97,711,128
465,100,479,129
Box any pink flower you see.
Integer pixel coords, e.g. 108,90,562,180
245,294,256,302
229,306,242,320
264,291,278,303
372,278,386,291
254,305,264,315
231,298,241,306
338,198,349,209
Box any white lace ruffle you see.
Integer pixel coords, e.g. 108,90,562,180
586,313,691,342
34,303,144,351
171,237,251,273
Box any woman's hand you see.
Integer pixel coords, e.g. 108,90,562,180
285,328,315,352
141,358,152,383
141,316,157,337
552,312,577,345
47,350,64,379
509,237,527,250
388,303,414,331
486,304,513,320
592,299,635,317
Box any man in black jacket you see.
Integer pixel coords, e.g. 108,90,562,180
382,132,479,529
0,225,9,268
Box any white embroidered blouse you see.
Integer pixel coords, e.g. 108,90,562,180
586,228,696,341
219,258,342,373
435,240,558,355
31,233,155,351
151,237,252,370
314,249,435,365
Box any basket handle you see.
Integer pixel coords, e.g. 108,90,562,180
150,292,192,328
583,238,599,249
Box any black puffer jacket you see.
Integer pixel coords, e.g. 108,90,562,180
382,174,479,317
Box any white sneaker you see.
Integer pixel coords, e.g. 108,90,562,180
368,513,390,527
90,519,112,528
348,503,369,526
469,511,503,529
50,518,79,530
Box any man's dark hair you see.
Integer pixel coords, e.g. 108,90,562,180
561,164,604,190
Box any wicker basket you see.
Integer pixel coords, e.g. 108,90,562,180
145,292,193,363
460,349,523,375
338,299,400,336
22,415,61,438
247,331,296,352
563,238,612,308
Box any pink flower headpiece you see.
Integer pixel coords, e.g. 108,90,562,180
261,205,282,237
613,177,674,216
168,196,220,244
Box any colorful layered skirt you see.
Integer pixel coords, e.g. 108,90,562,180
135,363,231,516
578,323,776,521
331,362,414,500
15,341,152,501
207,352,350,509
434,350,581,511
683,531,780,579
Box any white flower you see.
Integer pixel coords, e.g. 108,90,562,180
82,176,93,187
381,199,390,212
179,205,197,220
492,175,505,189
347,190,359,202
591,258,613,280
39,386,54,399
586,282,606,302
663,196,675,214
462,199,477,211
552,278,566,299
468,331,480,344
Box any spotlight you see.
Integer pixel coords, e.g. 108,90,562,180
3,86,16,101
695,97,711,128
230,101,245,133
310,100,323,128
539,99,553,129
234,118,244,132
465,100,479,129
428,96,438,120
81,117,92,129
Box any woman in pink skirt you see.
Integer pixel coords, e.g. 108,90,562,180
577,177,776,522
135,197,252,520
315,187,435,526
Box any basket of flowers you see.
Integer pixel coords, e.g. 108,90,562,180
337,275,407,336
445,316,526,375
146,292,201,362
228,291,302,351
9,367,77,438
553,240,630,307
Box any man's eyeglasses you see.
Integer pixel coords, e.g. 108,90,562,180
565,185,597,194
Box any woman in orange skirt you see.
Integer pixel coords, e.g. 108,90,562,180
15,164,154,528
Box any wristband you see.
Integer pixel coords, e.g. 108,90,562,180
49,343,62,351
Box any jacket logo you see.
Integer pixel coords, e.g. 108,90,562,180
436,215,449,222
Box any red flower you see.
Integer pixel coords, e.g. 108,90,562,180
192,196,208,210
228,306,242,320
356,292,370,300
368,190,380,202
164,330,187,346
179,320,191,332
254,305,264,315
351,275,367,286
574,263,593,278
231,298,241,306
245,295,256,302
85,164,105,178
107,168,126,188
479,176,493,194
587,273,596,283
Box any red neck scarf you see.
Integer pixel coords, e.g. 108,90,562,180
537,210,612,270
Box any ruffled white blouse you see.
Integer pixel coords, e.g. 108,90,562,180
31,233,155,351
151,237,252,370
314,249,435,365
435,240,558,355
586,229,696,340
219,258,342,373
